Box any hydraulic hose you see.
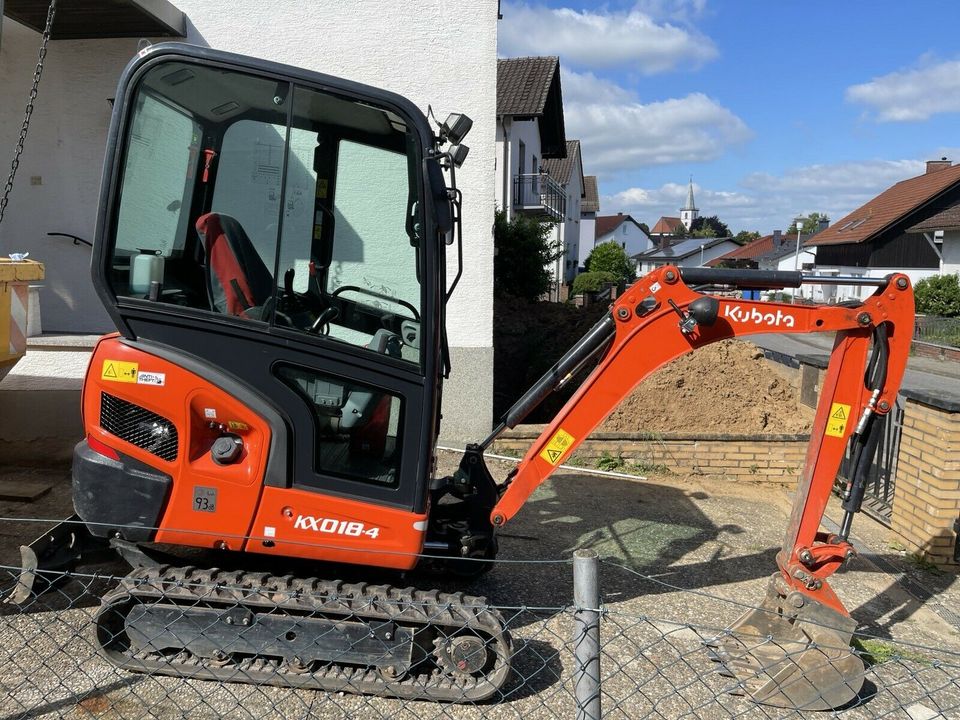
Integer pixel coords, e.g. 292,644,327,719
479,314,616,449
839,323,889,540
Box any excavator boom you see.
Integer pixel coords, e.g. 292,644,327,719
483,264,913,710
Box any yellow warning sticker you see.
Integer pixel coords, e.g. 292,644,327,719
101,359,138,383
825,402,851,438
316,178,328,198
227,420,250,431
539,428,576,465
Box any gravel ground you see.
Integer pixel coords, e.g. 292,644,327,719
0,455,957,719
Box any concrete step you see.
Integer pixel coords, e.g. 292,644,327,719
0,337,93,467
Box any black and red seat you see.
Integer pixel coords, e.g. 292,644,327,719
195,212,273,320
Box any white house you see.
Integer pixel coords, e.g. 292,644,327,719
0,0,499,441
578,176,599,268
906,203,960,275
541,139,584,286
634,236,739,275
592,213,653,265
495,56,566,222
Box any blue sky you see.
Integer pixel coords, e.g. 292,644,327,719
498,1,960,233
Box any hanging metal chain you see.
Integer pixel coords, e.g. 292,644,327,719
0,0,57,229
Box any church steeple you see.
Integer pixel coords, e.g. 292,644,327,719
680,176,699,230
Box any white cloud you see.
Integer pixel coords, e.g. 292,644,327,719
562,70,752,173
604,158,927,233
846,59,960,122
498,2,717,74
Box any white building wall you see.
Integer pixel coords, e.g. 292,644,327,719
939,230,960,274
0,0,498,441
495,117,541,217
596,221,653,259
578,213,596,268
561,169,582,284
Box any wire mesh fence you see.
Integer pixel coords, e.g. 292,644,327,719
0,534,958,720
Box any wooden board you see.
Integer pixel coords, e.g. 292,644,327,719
0,478,53,502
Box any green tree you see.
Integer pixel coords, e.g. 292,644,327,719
690,215,731,238
638,222,650,235
734,230,761,245
584,241,635,282
493,210,562,301
571,271,619,296
788,212,829,236
915,274,960,317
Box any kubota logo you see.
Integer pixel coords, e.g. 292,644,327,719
724,305,796,328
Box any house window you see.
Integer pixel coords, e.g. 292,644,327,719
622,225,627,235
622,242,626,249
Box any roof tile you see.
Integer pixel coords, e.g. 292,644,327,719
496,57,559,117
582,176,599,213
808,163,960,246
541,140,581,185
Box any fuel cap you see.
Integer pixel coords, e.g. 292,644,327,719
211,434,243,465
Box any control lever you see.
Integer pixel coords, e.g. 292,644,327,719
668,299,697,335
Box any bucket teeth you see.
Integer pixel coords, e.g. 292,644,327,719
710,574,865,711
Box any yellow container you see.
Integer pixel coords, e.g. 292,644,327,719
0,258,45,379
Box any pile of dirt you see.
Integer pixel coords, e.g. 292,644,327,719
599,339,812,435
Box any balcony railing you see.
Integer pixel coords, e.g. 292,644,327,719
513,173,565,222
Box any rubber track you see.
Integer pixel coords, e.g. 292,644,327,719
95,565,513,702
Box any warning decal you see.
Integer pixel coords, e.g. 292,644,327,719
539,428,576,466
101,360,138,383
825,403,851,438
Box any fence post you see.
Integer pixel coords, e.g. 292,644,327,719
573,549,601,720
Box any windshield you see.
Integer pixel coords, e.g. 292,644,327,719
109,60,424,366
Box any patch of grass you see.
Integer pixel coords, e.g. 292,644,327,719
906,552,944,576
749,464,759,475
595,452,626,472
853,638,932,666
593,452,671,476
495,446,522,459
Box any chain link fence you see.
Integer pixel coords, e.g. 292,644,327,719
0,526,958,720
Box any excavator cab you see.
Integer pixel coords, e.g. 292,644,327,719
70,44,468,570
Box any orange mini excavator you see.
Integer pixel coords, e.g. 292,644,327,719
10,44,913,709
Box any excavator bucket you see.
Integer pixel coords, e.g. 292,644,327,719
708,574,865,711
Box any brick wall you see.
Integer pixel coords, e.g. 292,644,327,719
492,427,810,483
911,341,960,362
891,397,960,569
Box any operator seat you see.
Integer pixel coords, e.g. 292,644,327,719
196,212,274,319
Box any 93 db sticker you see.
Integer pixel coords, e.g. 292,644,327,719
539,428,576,465
193,486,217,512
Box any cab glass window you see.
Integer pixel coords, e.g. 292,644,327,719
109,62,288,321
271,85,423,365
109,64,424,367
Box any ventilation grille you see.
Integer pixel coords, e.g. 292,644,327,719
100,393,179,462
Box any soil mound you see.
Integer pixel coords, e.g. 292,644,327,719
599,339,811,435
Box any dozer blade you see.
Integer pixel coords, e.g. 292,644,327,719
4,515,105,605
708,574,865,711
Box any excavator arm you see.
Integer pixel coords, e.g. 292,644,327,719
482,265,913,710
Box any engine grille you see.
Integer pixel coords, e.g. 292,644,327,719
100,393,179,462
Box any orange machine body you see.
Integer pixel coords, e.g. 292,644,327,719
82,337,427,571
